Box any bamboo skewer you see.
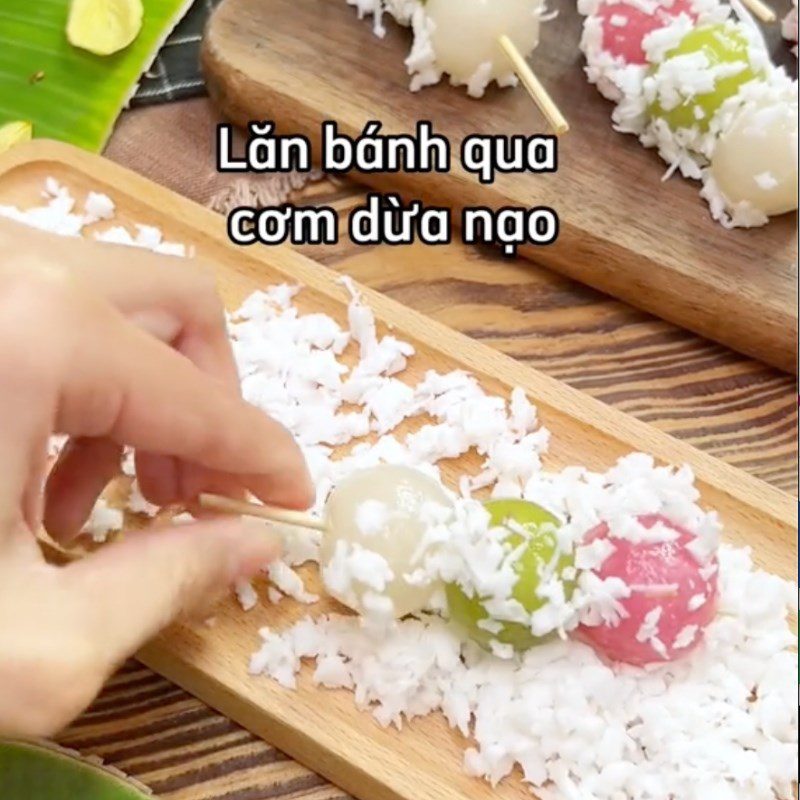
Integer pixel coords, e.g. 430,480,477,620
498,34,569,136
739,0,777,23
198,493,327,532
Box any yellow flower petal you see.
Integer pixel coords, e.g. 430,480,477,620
67,0,144,56
0,121,33,155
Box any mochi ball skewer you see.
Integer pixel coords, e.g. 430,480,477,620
201,458,722,669
580,0,797,227
200,464,454,620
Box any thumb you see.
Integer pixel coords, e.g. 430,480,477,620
63,517,279,667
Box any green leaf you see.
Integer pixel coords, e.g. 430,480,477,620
0,740,154,799
0,0,194,152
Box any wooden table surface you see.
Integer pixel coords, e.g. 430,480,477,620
56,105,797,800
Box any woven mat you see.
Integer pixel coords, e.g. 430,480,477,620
133,0,222,106
123,1,322,211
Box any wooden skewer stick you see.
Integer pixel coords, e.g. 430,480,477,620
740,0,777,23
498,34,569,136
198,493,327,532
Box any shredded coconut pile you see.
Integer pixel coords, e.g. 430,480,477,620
227,250,795,799
228,278,554,615
7,182,798,799
252,546,796,799
224,267,795,798
0,179,187,255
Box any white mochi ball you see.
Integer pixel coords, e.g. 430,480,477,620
426,0,543,88
321,464,453,619
710,99,798,217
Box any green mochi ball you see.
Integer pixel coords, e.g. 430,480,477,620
648,24,763,132
446,498,574,652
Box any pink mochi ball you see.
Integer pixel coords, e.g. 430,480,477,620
578,514,719,666
596,0,697,65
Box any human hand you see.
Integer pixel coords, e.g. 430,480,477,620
0,218,313,737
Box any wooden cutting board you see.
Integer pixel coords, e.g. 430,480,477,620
201,0,798,374
0,140,794,800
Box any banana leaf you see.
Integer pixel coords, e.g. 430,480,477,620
0,0,193,152
0,740,154,799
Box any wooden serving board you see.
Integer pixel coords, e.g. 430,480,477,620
0,140,795,800
201,0,798,374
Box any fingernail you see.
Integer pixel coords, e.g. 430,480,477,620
230,518,282,579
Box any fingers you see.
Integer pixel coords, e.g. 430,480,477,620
0,280,57,542
1,247,312,548
49,292,310,536
133,453,180,508
0,516,280,738
43,438,123,542
75,252,241,390
134,452,247,509
54,292,313,507
78,249,248,511
44,310,310,537
42,228,304,512
63,517,280,667
49,241,244,530
5,219,239,389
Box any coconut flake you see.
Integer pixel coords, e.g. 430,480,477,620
82,499,124,543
